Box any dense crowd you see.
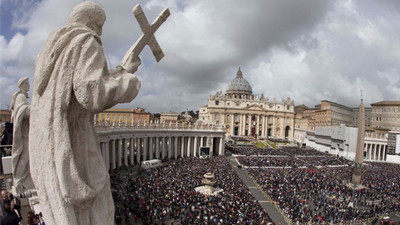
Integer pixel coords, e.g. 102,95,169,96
111,156,274,225
248,162,400,223
226,146,283,156
231,145,351,168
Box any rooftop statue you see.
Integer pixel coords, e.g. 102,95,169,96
11,77,35,193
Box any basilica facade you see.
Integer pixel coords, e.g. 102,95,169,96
199,68,295,140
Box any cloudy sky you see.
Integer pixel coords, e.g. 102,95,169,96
1,0,399,113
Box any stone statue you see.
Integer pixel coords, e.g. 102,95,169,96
29,2,152,225
11,77,34,193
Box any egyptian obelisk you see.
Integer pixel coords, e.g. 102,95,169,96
352,93,365,184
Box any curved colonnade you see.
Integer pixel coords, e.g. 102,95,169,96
96,124,226,171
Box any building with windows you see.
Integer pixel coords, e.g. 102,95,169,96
198,68,295,140
371,101,400,132
96,107,152,126
314,100,354,127
160,111,179,124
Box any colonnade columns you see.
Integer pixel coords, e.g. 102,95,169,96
200,137,204,156
174,137,178,159
136,137,141,164
155,137,160,159
116,139,122,167
187,137,191,157
383,145,386,161
181,137,185,157
105,141,110,171
149,137,153,160
143,137,147,161
377,144,381,161
368,143,372,159
110,139,116,170
167,136,172,159
122,138,128,166
193,137,198,157
130,138,134,165
161,137,166,159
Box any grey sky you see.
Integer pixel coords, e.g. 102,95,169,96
1,0,399,113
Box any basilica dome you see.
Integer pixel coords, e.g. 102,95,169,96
226,68,252,95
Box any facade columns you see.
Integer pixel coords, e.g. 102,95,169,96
261,116,265,137
242,114,246,135
256,115,260,135
208,136,214,157
218,137,224,155
230,114,234,136
239,115,242,135
248,115,251,135
272,117,276,137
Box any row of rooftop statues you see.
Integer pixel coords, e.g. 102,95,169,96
10,2,169,225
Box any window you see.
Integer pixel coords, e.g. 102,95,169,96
215,101,219,105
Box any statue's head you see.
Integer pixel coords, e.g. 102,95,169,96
18,77,30,93
67,1,106,36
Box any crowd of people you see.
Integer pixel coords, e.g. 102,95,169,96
111,156,274,225
230,145,351,168
248,162,400,224
226,145,283,156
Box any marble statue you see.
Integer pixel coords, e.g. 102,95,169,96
11,77,35,193
28,1,169,224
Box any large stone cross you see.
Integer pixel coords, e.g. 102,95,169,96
120,4,170,68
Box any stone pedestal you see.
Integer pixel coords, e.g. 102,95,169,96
351,164,363,185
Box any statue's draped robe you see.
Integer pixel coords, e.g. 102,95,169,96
30,23,140,225
11,91,34,193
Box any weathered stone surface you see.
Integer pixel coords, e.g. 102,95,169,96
29,2,141,225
